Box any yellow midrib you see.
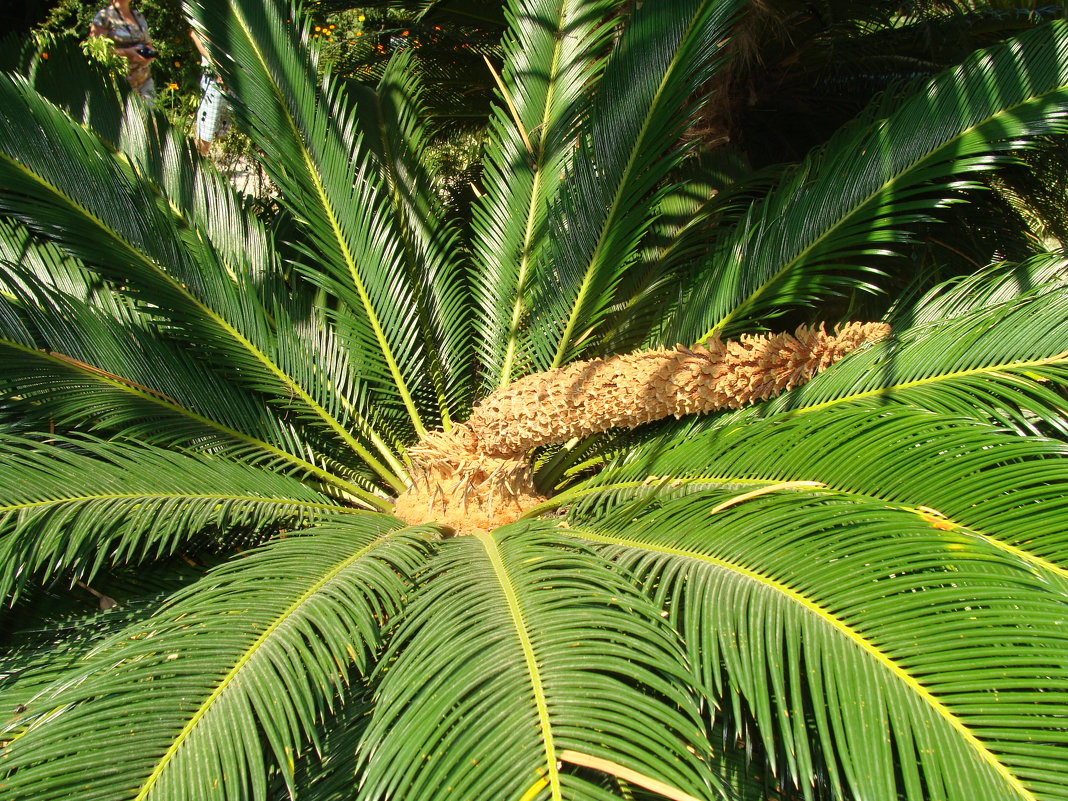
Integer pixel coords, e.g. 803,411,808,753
782,353,1068,417
225,5,425,442
475,531,561,800
551,7,709,370
498,0,569,388
705,82,1061,339
132,529,402,800
571,527,1038,801
0,153,401,498
2,492,360,516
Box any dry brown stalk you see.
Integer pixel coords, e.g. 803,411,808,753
392,322,890,532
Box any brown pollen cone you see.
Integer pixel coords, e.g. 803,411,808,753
393,321,889,532
467,321,891,457
391,425,546,534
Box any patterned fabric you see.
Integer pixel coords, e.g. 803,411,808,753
91,5,154,98
196,77,232,143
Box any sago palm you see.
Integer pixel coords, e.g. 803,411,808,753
2,1,1068,799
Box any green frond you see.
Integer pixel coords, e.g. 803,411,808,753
894,250,1068,324
670,18,1068,341
1,558,215,719
0,520,434,801
755,286,1068,434
186,0,460,437
267,690,372,801
469,0,618,387
359,50,474,423
526,0,744,370
0,279,391,503
555,279,1068,497
0,217,125,313
359,523,720,801
595,152,765,355
2,603,164,729
19,30,125,145
572,492,1068,801
0,70,406,489
0,433,370,603
566,405,1068,595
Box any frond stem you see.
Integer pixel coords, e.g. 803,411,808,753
474,530,562,800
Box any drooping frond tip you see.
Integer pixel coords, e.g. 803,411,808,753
468,321,892,457
393,322,889,533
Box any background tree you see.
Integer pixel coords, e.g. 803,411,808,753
1,1,1068,800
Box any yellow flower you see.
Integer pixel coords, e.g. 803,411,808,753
167,82,179,90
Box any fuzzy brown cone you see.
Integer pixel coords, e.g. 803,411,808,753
393,322,890,532
392,426,545,534
467,322,891,458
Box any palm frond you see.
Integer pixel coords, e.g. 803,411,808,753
755,286,1068,435
0,277,391,504
669,18,1068,341
526,0,744,370
0,433,368,603
358,523,720,801
267,689,372,801
354,49,473,423
186,0,457,437
0,520,433,801
469,0,618,388
20,30,126,146
892,249,1068,324
0,217,126,313
571,490,1068,801
596,153,773,355
574,404,1068,583
1,559,215,716
0,70,405,489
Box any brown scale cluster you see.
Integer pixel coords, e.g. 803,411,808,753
391,425,546,534
467,322,891,458
393,322,889,532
